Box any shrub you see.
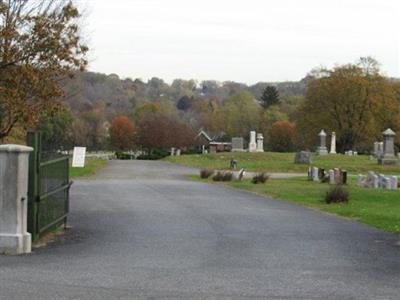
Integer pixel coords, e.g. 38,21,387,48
212,171,233,182
200,169,214,179
251,172,270,184
325,185,349,204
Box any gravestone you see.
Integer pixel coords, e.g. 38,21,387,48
378,129,397,165
390,176,398,190
316,130,328,155
294,151,311,164
330,132,337,154
329,169,335,185
256,133,264,152
341,170,347,185
312,167,319,182
248,131,257,152
373,142,379,156
176,149,181,156
231,137,245,152
171,147,175,156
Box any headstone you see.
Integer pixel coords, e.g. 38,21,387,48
390,176,398,190
72,147,86,167
329,169,335,185
231,137,245,152
330,132,337,154
312,167,319,182
373,142,379,156
334,168,341,184
308,166,312,181
353,151,358,156
171,147,175,156
176,149,181,156
248,131,257,152
318,168,325,180
372,175,379,189
316,130,328,155
294,151,311,164
202,145,206,154
256,133,264,152
378,129,397,165
384,177,392,190
341,170,347,185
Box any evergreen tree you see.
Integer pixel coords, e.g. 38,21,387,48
260,86,280,109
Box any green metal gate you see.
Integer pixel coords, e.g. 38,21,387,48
27,131,71,241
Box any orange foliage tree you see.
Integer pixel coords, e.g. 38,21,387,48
109,116,136,151
0,0,88,140
268,121,297,152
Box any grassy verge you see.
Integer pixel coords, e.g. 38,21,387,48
70,159,108,178
196,175,400,234
165,152,400,174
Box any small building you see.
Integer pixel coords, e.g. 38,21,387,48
194,130,232,153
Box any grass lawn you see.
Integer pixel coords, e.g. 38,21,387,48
70,159,108,178
166,152,400,174
197,175,400,234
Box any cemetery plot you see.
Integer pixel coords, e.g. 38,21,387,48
165,152,400,174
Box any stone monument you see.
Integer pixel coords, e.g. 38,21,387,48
248,131,257,152
330,132,337,154
316,129,328,155
231,137,245,152
256,133,264,152
378,128,397,165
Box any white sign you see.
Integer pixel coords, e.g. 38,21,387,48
72,147,86,168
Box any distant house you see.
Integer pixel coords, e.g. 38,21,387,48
194,130,231,153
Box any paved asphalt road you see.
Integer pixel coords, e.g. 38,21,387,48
0,160,399,299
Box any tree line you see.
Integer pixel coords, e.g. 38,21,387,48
1,1,399,155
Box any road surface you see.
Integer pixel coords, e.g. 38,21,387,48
0,160,399,299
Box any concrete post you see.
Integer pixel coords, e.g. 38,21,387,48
0,144,33,254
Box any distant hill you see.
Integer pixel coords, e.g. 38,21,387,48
62,71,308,112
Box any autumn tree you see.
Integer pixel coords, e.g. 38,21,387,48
268,121,297,152
260,86,279,109
109,116,136,151
0,0,88,140
137,113,195,152
297,58,400,152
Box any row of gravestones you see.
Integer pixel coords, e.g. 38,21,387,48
308,167,347,185
357,171,398,190
231,131,264,152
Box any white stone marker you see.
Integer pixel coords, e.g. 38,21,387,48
72,146,86,167
330,132,337,154
0,144,33,254
248,131,257,152
312,167,319,182
256,133,264,152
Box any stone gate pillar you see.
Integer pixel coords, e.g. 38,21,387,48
0,144,33,254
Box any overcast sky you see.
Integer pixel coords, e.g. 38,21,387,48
85,0,400,84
